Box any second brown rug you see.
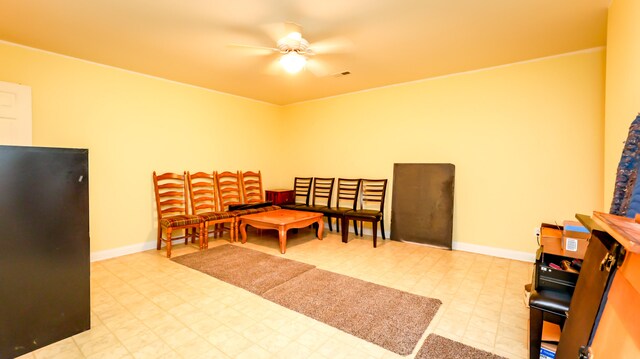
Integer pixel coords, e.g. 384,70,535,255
415,334,506,359
262,268,441,356
171,244,314,295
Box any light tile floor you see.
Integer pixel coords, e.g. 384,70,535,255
18,228,532,359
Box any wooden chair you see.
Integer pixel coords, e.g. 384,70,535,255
216,171,243,239
240,170,264,204
326,178,361,235
295,177,336,230
187,171,235,247
280,177,313,210
217,170,281,240
343,179,388,248
152,171,203,258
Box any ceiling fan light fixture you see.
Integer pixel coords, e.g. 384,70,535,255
287,31,302,41
280,51,306,74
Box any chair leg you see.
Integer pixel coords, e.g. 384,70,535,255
336,217,340,233
157,226,162,250
529,306,543,359
372,220,377,248
229,218,236,242
359,221,363,237
380,217,386,240
328,216,333,232
199,223,205,250
233,219,238,242
166,228,173,258
341,216,349,243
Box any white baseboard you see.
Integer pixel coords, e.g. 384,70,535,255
354,224,534,262
453,241,535,262
91,226,535,263
90,240,157,262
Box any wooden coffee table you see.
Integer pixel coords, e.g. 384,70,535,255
239,209,324,253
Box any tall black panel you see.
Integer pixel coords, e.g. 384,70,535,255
390,163,455,249
0,145,90,358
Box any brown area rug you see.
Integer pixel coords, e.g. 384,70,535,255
415,334,506,359
171,244,314,295
262,268,441,356
173,244,442,356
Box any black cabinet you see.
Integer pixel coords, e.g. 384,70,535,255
0,145,90,358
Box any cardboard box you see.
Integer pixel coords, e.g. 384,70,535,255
540,343,557,359
540,224,564,256
562,220,590,259
542,321,561,343
562,220,590,239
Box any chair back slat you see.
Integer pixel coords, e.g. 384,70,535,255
241,171,264,204
187,171,220,215
292,177,313,205
153,171,189,219
216,171,243,210
311,177,335,206
359,179,388,211
336,178,361,209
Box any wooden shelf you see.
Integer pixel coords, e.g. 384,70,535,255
592,211,640,254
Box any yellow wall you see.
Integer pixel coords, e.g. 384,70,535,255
604,0,640,208
0,42,286,252
282,50,606,253
0,40,606,256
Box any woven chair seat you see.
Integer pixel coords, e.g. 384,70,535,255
198,211,234,221
160,214,202,228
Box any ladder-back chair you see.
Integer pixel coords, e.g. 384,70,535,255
344,179,388,248
187,171,235,247
153,171,203,257
281,177,313,210
295,177,336,230
327,178,361,238
216,170,281,240
240,170,264,204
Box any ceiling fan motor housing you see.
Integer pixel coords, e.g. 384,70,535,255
277,36,310,54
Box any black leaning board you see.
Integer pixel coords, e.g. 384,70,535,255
228,201,273,211
390,163,455,249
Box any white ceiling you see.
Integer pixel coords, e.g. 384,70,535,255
0,0,609,105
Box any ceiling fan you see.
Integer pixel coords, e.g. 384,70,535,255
229,22,351,76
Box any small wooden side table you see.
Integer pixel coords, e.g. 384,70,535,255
265,189,295,205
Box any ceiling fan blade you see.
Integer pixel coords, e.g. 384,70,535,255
264,58,283,76
309,36,353,54
305,58,331,77
227,43,279,56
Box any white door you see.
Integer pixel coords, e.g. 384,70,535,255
0,81,32,145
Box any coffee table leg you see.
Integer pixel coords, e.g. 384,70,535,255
278,227,287,254
316,218,324,240
240,222,248,244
